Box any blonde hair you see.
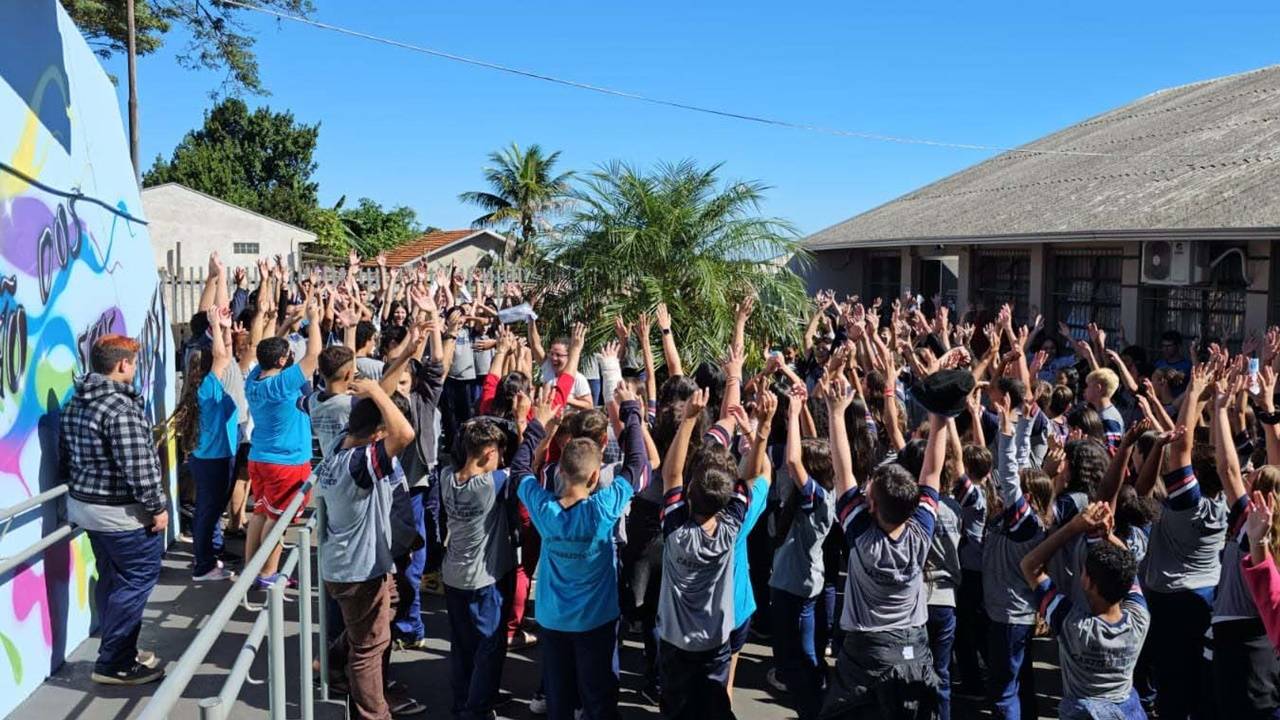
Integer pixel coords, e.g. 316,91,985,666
1087,368,1120,398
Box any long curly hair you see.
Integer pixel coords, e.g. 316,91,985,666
173,348,213,455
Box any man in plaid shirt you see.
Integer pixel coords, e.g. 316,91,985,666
61,334,168,686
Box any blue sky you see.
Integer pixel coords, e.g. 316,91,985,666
101,1,1280,237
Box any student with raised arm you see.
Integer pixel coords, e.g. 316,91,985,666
821,367,950,720
244,294,322,591
1018,502,1150,719
655,386,751,719
1141,362,1227,720
1206,373,1280,718
728,388,775,700
983,391,1052,720
315,378,416,720
769,379,837,720
515,381,647,720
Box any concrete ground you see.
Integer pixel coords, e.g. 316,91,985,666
11,530,1064,720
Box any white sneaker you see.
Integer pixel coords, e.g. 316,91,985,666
193,566,236,582
528,692,547,715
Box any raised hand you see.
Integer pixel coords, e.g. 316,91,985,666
349,249,361,267
613,315,631,341
532,384,558,426
636,313,651,344
349,377,380,398
570,322,587,352
209,250,225,277
1246,490,1275,549
685,387,711,420
614,380,639,405
825,374,855,414
655,302,672,331
787,384,808,420
735,295,756,323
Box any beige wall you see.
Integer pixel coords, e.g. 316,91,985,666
142,184,315,273
420,236,506,270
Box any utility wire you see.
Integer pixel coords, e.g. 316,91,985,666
223,0,1257,161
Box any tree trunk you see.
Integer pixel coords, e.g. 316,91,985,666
126,0,140,182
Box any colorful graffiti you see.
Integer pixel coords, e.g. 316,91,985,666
0,1,176,715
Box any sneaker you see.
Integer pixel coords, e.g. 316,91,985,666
253,573,297,590
193,566,236,582
766,668,787,694
391,636,430,652
528,692,547,715
91,662,165,686
135,650,161,669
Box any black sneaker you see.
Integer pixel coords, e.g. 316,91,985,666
638,682,661,706
91,662,165,685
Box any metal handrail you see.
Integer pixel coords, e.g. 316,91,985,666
138,481,317,720
0,485,79,577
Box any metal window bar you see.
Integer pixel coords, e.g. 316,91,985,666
138,481,324,720
0,485,78,578
972,252,1031,325
1050,251,1123,343
1142,285,1247,352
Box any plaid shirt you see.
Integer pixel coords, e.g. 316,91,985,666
60,373,166,514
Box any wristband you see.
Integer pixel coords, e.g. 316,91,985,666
1260,410,1280,426
661,328,672,335
883,388,895,397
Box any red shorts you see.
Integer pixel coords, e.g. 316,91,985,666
248,460,313,520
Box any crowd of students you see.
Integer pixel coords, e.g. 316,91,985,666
57,248,1280,720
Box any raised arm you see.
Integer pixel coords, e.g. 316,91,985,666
1020,503,1106,590
1134,429,1180,497
208,308,231,378
824,375,858,496
297,296,323,377
655,302,683,377
785,384,809,490
1259,366,1280,466
350,378,416,458
198,252,222,312
1212,376,1248,506
613,383,650,492
1172,362,1209,468
528,318,547,365
637,313,658,404
920,412,947,494
662,388,709,493
1099,420,1146,508
745,390,777,482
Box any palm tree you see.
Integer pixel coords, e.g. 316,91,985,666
534,160,811,369
458,143,574,262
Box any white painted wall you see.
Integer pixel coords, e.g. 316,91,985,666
142,183,315,273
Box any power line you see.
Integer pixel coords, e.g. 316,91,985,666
222,0,1249,161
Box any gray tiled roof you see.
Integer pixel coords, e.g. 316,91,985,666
804,65,1280,249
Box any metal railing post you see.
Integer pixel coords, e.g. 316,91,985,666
316,500,330,702
198,696,223,720
298,525,314,720
267,575,288,720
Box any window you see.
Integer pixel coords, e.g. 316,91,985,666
1049,248,1123,343
1142,285,1246,353
863,253,901,304
233,242,260,254
971,249,1031,325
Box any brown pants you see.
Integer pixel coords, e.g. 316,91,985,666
327,574,394,720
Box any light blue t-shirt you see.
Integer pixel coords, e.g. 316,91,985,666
193,371,238,460
733,476,770,627
246,364,312,465
518,475,634,632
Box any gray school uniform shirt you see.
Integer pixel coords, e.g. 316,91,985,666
982,410,1046,625
315,439,403,583
355,356,384,380
1034,573,1151,704
657,479,751,651
769,476,837,599
306,391,354,459
926,495,963,608
836,482,940,633
441,467,514,590
1143,464,1227,593
953,475,987,573
1214,496,1257,622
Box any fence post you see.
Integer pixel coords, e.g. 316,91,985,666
198,696,223,720
298,525,315,720
316,500,330,702
268,578,287,720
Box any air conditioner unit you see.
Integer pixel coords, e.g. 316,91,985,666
1141,241,1203,285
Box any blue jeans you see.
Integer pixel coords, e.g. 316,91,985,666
771,587,823,720
87,527,164,672
392,487,428,641
542,619,620,720
928,605,957,720
587,378,602,407
188,455,233,576
1060,688,1147,720
987,621,1037,720
445,578,510,720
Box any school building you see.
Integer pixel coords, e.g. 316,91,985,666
796,65,1280,352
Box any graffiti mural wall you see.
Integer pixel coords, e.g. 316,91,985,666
0,1,176,715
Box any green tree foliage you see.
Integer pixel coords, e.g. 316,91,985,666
459,143,573,262
65,0,314,95
534,160,810,369
338,197,425,254
143,97,320,228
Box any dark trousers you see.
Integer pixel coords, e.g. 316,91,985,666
392,487,428,641
327,574,393,720
1148,588,1213,720
188,455,233,576
442,378,480,449
588,377,603,407
1211,617,1280,719
658,640,735,720
987,621,1037,720
87,527,163,672
928,605,957,720
771,587,823,720
955,569,988,690
542,619,620,720
445,578,510,720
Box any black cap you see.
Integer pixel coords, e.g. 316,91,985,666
914,368,975,418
